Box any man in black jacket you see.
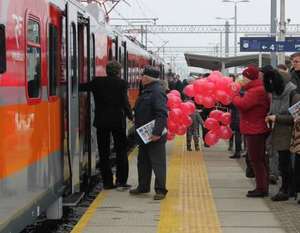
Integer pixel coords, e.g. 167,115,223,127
129,66,168,200
80,60,133,190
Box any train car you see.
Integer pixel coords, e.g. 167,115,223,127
0,0,166,232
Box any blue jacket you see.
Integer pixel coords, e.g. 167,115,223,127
134,81,168,144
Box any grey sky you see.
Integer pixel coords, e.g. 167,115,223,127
110,0,300,75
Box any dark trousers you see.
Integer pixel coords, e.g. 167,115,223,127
246,133,268,192
278,150,293,194
229,130,242,153
137,142,167,194
97,127,129,186
294,155,300,193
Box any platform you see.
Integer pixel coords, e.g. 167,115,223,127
70,137,287,233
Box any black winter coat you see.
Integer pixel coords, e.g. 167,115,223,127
80,76,133,129
134,81,168,144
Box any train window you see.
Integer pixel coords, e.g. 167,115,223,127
70,23,77,96
90,34,95,78
49,24,58,96
0,24,6,73
27,19,41,99
28,20,40,44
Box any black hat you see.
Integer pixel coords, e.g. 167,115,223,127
259,65,274,74
142,66,160,79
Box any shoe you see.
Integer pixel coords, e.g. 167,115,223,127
103,184,117,190
116,183,132,191
242,152,248,158
153,192,166,200
195,145,200,151
187,146,192,151
245,167,255,178
229,153,241,159
129,188,150,195
247,189,257,194
204,143,210,148
271,191,289,201
246,190,268,198
269,175,278,185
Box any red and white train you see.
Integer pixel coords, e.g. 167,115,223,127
0,0,167,232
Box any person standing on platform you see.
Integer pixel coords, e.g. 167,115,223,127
80,60,133,190
232,65,270,198
130,66,168,200
264,69,296,201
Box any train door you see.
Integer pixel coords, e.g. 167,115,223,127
77,13,91,191
65,1,81,194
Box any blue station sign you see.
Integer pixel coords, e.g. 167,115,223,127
240,37,300,52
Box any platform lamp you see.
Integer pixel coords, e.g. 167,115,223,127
222,0,250,74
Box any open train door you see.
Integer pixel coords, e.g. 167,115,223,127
64,0,83,203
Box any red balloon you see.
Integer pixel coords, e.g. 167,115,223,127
176,126,187,135
186,101,196,114
205,81,216,94
229,82,241,96
194,95,204,105
167,95,182,109
219,126,233,140
202,96,215,109
167,93,176,99
207,72,222,83
183,84,195,97
193,79,207,94
167,119,178,133
215,90,231,105
169,108,182,122
204,118,220,131
167,131,175,141
221,112,231,125
209,110,224,121
170,90,181,97
204,130,219,146
180,102,191,115
180,114,193,127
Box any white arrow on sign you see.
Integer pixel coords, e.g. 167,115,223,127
262,45,267,50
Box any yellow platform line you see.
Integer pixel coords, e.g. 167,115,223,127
70,148,138,233
157,137,222,233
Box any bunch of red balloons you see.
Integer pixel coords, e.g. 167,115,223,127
182,71,241,109
203,109,233,146
167,90,196,141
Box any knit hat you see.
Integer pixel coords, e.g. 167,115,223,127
242,65,259,80
142,66,160,79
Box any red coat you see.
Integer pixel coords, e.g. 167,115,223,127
232,79,270,135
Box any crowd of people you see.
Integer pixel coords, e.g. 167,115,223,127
85,52,300,203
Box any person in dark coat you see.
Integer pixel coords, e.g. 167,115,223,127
232,65,270,198
129,66,168,200
264,69,296,201
290,52,300,91
228,103,242,158
80,60,133,190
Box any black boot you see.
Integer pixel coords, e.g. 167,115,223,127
229,152,241,159
187,145,192,151
195,144,200,151
271,191,289,201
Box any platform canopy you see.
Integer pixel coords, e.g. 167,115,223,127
184,53,291,70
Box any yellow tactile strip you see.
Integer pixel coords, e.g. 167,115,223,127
157,138,222,233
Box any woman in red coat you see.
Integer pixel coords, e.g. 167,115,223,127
232,65,270,197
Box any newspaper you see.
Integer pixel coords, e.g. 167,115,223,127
288,100,300,121
136,120,167,144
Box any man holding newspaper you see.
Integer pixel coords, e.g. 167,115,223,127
130,66,168,201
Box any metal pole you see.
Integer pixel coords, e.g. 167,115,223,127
278,0,286,64
220,32,223,57
270,0,277,66
259,52,263,67
234,2,237,74
141,25,144,45
145,25,148,49
225,21,230,57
